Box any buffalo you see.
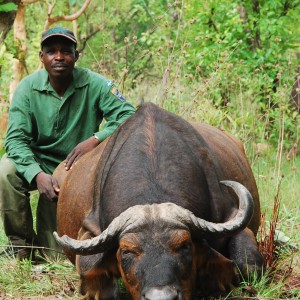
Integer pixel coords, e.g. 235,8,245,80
53,102,264,300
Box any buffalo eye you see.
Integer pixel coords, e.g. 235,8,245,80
175,241,192,254
174,241,193,277
120,248,140,263
120,248,140,273
121,249,139,257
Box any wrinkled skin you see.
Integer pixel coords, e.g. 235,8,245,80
54,103,264,299
116,225,239,300
53,138,109,263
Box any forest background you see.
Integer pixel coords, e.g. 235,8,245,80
0,0,300,299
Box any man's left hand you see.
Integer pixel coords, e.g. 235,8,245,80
64,136,100,170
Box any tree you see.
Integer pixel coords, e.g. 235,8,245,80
0,0,21,45
7,0,92,101
9,1,27,101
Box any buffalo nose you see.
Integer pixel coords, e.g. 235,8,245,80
142,286,181,300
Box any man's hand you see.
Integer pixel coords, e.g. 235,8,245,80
36,172,60,202
64,136,100,170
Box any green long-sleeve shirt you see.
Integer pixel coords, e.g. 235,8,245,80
5,67,136,184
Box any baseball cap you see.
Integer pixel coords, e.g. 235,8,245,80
41,27,77,46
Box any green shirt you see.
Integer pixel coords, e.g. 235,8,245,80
5,67,136,184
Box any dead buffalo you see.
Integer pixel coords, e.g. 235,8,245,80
53,102,264,300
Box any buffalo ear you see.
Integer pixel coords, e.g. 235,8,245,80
195,240,239,296
76,227,121,298
78,261,119,299
76,227,120,276
76,245,120,299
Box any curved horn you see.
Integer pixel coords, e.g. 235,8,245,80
54,180,253,255
53,204,151,255
178,180,254,237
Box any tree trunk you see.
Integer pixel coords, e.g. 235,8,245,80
238,2,261,51
9,2,27,102
252,0,261,49
290,64,300,114
0,0,21,44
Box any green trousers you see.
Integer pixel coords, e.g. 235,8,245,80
0,154,62,258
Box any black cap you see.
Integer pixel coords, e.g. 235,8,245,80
41,27,77,46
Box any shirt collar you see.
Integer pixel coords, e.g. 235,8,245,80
32,67,89,92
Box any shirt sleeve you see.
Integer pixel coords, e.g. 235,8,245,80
5,82,43,184
94,85,136,141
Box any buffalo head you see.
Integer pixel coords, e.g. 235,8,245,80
54,181,253,299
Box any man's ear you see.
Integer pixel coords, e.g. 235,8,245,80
39,51,44,63
75,50,79,62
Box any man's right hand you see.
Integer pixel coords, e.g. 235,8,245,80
64,136,100,171
35,172,60,202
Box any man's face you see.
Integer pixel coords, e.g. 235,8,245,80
39,37,79,78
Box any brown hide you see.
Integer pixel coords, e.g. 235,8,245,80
53,105,262,299
191,123,260,234
53,138,109,264
195,239,239,295
54,122,260,264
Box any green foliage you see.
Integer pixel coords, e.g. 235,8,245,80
0,2,299,297
69,0,81,6
0,0,299,148
0,2,18,12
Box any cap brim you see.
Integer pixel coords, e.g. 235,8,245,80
41,33,77,45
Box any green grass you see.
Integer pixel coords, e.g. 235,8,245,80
0,89,299,298
0,143,299,299
0,191,81,299
254,152,300,248
0,256,80,299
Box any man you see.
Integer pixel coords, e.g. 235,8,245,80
0,27,136,260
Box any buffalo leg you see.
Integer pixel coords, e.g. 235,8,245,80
227,228,265,280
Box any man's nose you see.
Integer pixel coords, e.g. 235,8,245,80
55,51,64,60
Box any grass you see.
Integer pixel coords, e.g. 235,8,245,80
0,130,299,299
0,79,299,298
1,2,299,296
0,256,79,299
0,191,81,299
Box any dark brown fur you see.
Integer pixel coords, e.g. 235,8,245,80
54,103,263,299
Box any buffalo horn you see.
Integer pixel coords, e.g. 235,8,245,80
179,180,254,237
53,205,148,255
53,180,253,254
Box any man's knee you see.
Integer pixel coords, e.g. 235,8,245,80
0,155,31,196
0,155,17,184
